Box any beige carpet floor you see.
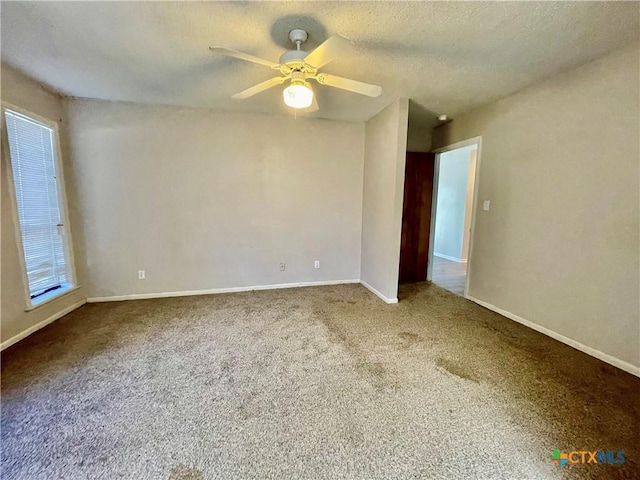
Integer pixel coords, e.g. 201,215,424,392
2,283,639,480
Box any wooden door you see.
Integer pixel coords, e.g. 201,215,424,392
399,152,435,283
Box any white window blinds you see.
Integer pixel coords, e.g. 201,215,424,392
5,109,70,299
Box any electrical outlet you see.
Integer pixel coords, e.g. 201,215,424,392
314,260,320,269
138,270,145,279
483,200,491,211
279,263,286,271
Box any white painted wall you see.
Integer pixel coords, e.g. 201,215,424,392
360,99,409,303
434,145,476,261
65,99,365,298
432,42,640,372
1,64,86,346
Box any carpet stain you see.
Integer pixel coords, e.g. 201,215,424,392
481,321,549,357
169,465,205,480
365,361,386,381
216,356,236,385
315,307,395,391
327,299,357,305
237,390,259,420
436,357,479,383
398,332,422,345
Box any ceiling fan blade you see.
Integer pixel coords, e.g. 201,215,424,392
232,77,285,99
300,95,319,113
209,47,279,68
316,73,382,97
309,95,319,112
303,35,353,68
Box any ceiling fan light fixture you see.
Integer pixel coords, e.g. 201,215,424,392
283,82,313,109
212,29,382,112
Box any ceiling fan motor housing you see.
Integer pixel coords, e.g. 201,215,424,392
279,49,308,64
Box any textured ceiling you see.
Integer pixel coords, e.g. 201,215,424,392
1,1,638,123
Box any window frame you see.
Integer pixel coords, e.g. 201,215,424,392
2,102,79,311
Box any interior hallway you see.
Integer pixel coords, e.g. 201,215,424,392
431,255,467,295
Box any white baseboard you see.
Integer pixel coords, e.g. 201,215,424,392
467,295,640,378
434,252,467,263
359,280,398,304
86,279,361,303
1,299,86,351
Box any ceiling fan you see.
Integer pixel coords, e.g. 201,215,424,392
210,29,382,112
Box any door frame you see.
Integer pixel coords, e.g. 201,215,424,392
427,136,482,298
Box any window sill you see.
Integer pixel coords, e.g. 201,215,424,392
25,284,82,312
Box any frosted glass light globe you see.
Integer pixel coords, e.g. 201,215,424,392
283,84,313,109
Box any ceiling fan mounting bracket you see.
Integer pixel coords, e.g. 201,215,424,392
288,29,308,46
280,29,314,67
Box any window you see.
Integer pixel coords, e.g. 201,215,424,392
4,107,74,307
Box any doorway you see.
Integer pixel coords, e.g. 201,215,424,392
398,152,436,284
427,139,480,297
